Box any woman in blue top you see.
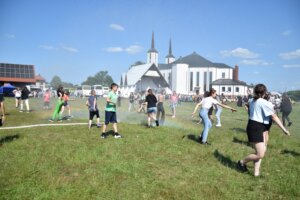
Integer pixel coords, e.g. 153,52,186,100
238,84,290,177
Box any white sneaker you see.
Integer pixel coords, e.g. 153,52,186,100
216,124,222,127
114,133,122,139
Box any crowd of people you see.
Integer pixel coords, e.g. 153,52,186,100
0,82,295,177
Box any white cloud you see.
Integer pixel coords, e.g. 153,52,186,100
283,64,300,68
240,59,273,66
109,23,125,31
282,30,292,36
4,34,15,38
39,45,58,50
220,48,259,58
104,45,143,54
104,47,124,53
125,45,143,54
62,45,78,53
279,49,300,60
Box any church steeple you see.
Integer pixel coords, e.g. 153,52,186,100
148,31,158,53
147,31,158,65
165,38,175,64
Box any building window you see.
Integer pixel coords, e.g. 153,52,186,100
222,72,225,78
196,72,200,86
228,87,231,92
235,87,239,92
222,87,225,92
190,72,193,91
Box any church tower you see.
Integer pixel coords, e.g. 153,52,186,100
165,38,175,64
147,31,158,66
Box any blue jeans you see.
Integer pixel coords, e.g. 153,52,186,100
215,107,223,125
199,108,212,143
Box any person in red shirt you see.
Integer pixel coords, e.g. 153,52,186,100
43,89,51,110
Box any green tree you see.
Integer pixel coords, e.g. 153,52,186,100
50,75,62,89
82,71,114,86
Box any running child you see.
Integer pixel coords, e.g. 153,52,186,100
60,91,72,117
238,84,290,177
170,91,178,118
13,88,21,108
145,89,159,127
43,89,51,110
101,83,122,139
86,90,101,129
20,86,30,113
49,85,64,122
157,90,165,125
192,88,237,145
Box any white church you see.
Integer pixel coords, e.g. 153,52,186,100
120,32,252,96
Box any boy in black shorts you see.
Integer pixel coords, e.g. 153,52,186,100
86,90,101,129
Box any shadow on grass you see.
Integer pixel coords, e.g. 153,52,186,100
0,134,20,145
183,134,201,143
232,137,250,147
281,149,300,157
213,149,244,173
231,128,246,133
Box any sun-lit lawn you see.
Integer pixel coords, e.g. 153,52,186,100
1,97,299,199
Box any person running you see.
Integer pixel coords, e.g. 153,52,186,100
49,85,64,122
280,94,292,127
215,94,223,127
13,88,21,108
43,89,51,110
192,88,237,145
60,91,72,117
20,86,30,113
138,92,147,113
86,90,101,129
144,89,159,127
170,91,178,118
238,84,290,177
101,83,122,139
128,92,135,112
157,90,165,125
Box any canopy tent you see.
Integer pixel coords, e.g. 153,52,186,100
2,83,16,96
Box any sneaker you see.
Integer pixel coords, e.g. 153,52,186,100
114,133,122,139
49,119,54,122
19,110,23,113
58,120,63,122
200,141,211,145
288,122,292,127
216,124,222,127
237,160,248,172
101,133,108,139
97,123,101,128
155,120,159,127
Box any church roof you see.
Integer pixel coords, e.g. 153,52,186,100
158,52,233,69
212,79,248,86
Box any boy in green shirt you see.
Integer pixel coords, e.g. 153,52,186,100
101,83,122,139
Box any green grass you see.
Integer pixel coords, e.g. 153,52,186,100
1,97,300,200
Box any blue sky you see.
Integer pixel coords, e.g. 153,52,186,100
0,0,300,91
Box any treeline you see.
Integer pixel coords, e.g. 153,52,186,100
286,90,300,101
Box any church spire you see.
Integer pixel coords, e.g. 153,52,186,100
148,31,158,53
166,38,174,58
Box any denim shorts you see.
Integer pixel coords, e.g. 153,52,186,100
147,107,157,114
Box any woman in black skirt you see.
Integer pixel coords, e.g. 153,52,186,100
238,84,290,177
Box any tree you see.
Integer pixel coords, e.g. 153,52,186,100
50,75,62,89
130,61,145,69
82,71,114,86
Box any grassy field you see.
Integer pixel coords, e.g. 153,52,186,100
0,97,299,200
